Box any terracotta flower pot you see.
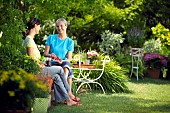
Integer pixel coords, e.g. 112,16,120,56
147,68,160,79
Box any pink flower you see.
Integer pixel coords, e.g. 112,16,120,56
87,51,99,57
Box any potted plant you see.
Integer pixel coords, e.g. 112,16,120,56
142,38,164,78
33,85,49,113
33,75,51,113
151,23,170,80
143,53,168,78
72,50,87,64
0,68,47,113
72,50,99,69
87,50,99,64
127,26,145,48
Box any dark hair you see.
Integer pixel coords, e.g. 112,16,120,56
22,17,41,39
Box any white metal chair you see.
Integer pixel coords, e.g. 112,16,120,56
130,48,142,80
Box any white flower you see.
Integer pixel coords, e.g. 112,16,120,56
0,31,3,38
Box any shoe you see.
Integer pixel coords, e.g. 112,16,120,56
72,96,81,102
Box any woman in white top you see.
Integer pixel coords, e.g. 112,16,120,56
22,17,81,106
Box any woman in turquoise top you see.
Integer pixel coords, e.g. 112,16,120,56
44,18,80,102
23,17,81,106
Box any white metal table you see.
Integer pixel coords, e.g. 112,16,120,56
72,56,110,94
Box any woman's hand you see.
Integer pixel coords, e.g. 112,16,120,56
38,61,45,68
51,54,62,64
50,53,56,58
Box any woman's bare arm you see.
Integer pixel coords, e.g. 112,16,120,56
27,47,45,68
44,45,52,57
67,51,73,61
27,47,34,58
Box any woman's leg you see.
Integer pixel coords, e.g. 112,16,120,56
53,75,81,106
43,66,81,105
61,61,80,101
52,74,69,102
50,61,73,91
63,67,69,78
44,66,70,92
43,66,70,102
44,65,80,102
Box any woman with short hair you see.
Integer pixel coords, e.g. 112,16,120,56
44,18,80,102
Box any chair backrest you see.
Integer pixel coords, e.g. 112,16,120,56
131,48,142,57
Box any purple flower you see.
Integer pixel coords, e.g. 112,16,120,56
143,53,168,68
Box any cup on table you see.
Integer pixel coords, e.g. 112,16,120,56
85,59,90,64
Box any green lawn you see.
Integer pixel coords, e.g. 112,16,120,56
48,78,170,113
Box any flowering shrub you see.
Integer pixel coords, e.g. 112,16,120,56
127,27,145,47
0,68,48,112
143,53,168,69
142,38,162,53
100,30,124,56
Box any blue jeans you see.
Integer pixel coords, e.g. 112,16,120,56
51,60,73,79
43,66,70,102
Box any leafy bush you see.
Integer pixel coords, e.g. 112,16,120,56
151,23,170,47
0,2,40,74
142,38,162,53
115,46,132,69
99,30,124,56
0,52,40,74
151,23,170,55
98,59,129,93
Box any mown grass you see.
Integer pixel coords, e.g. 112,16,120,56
48,77,170,113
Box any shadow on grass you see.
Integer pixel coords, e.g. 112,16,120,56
130,76,170,85
48,93,170,113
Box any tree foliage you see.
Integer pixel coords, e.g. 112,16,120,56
1,0,170,54
0,0,40,73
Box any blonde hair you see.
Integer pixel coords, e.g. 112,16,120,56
56,18,67,26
